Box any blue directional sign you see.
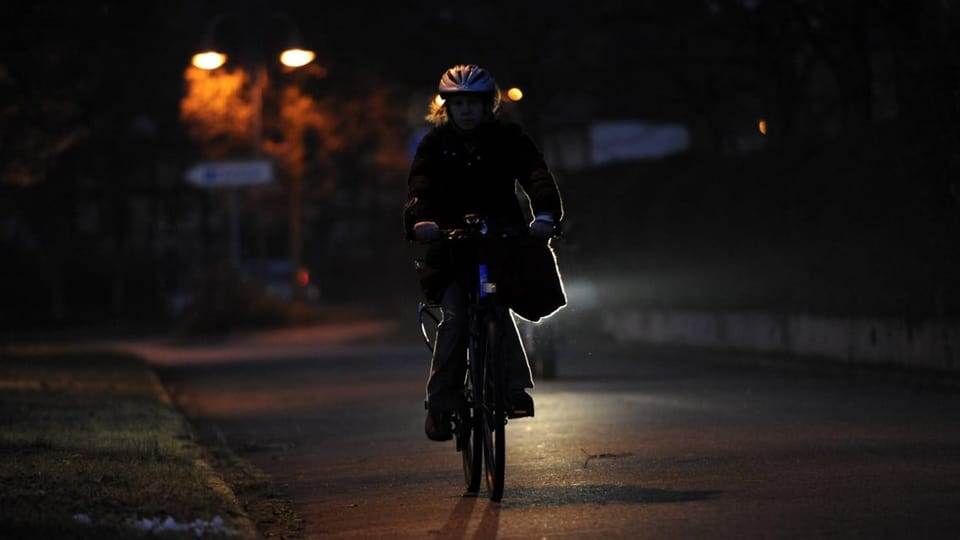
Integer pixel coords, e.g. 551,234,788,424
185,159,274,188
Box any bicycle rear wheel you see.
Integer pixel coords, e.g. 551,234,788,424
480,317,507,502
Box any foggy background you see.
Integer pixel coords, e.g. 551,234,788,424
3,0,959,337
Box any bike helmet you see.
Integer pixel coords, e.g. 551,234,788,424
438,64,497,97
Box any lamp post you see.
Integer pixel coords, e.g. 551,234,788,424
190,10,315,298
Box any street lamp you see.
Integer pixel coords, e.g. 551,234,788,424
188,10,316,298
191,51,227,70
505,87,524,102
191,42,314,71
191,12,315,72
279,48,315,68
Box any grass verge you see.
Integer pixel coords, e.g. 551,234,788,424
0,345,256,539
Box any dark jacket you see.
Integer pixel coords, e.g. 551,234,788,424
403,119,566,321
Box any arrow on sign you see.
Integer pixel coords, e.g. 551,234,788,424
185,159,274,188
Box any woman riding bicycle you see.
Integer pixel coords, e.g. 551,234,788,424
403,64,566,441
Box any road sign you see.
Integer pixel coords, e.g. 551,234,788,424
185,159,274,188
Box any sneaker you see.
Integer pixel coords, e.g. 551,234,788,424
508,390,534,419
425,409,453,441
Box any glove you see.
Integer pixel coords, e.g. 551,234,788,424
413,221,441,242
529,214,555,238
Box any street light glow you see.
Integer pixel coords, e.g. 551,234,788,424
280,48,315,68
434,94,445,107
506,87,524,101
758,118,768,135
192,51,227,70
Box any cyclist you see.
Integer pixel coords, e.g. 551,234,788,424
403,64,566,441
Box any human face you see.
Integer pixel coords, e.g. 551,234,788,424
446,94,486,131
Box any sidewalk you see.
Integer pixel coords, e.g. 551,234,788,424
0,343,259,539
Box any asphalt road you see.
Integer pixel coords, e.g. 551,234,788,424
130,323,960,539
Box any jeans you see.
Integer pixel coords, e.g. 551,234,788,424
426,279,534,412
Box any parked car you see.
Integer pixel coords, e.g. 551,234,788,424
241,259,319,303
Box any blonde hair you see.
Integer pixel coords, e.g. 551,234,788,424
424,91,502,128
425,97,449,127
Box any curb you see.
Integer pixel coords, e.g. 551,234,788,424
143,367,261,540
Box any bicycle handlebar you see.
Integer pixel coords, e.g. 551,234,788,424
429,214,557,243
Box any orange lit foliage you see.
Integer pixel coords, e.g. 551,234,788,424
179,65,342,187
179,65,408,196
338,89,409,173
261,85,342,195
179,66,254,158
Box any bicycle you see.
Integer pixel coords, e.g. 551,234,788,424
417,214,522,502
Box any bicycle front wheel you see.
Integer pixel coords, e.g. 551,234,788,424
480,317,507,502
460,391,482,494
